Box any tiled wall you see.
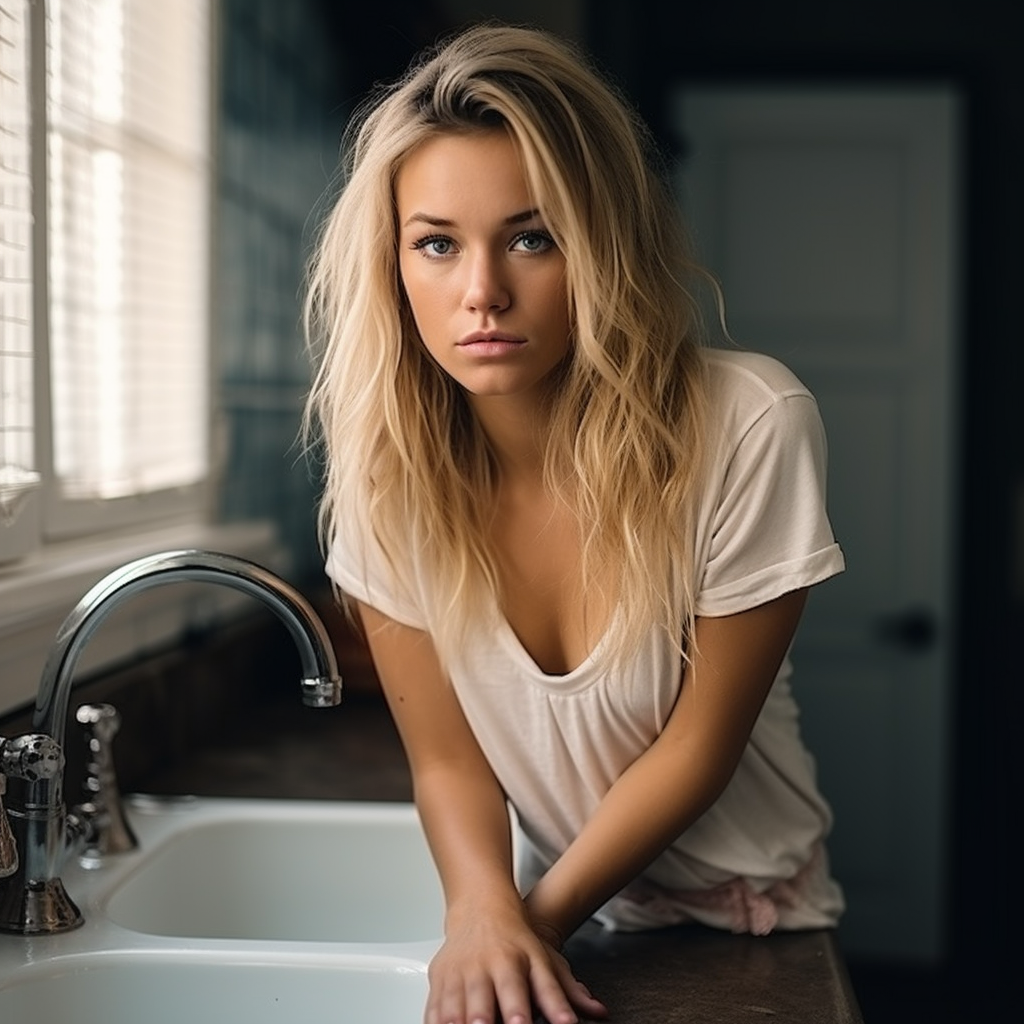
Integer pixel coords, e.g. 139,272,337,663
213,0,348,585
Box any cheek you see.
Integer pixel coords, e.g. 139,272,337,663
539,275,571,335
406,286,444,338
400,270,449,358
399,258,448,321
399,261,433,326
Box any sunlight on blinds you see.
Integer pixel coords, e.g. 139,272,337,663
48,0,210,500
0,0,39,523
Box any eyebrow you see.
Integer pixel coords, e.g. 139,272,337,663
402,208,542,228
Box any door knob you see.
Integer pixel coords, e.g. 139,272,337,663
874,607,937,652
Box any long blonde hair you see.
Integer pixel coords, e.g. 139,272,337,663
304,23,710,668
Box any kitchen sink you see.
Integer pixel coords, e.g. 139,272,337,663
0,797,441,1022
0,950,429,1023
104,798,445,943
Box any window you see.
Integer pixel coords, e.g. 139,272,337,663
0,0,37,551
0,0,212,563
0,0,275,716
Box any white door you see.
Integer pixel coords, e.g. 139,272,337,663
672,85,961,963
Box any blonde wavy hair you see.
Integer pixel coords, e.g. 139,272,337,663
304,22,711,668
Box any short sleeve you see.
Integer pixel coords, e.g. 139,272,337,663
324,495,429,630
696,388,845,617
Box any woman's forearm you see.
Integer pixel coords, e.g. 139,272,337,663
526,591,809,941
356,601,524,920
523,732,724,940
412,758,523,922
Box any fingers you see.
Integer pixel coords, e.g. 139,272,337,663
423,918,608,1024
426,958,533,1024
494,962,550,1024
527,964,584,1024
535,953,609,1023
425,954,604,1024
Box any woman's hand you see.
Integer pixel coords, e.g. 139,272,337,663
425,894,608,1024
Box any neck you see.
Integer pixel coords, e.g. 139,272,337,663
469,392,551,482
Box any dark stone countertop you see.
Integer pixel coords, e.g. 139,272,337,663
136,690,864,1024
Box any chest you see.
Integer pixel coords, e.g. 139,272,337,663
488,491,612,676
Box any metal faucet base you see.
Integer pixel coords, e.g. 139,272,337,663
0,876,83,934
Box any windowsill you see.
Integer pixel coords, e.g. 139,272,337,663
0,519,289,715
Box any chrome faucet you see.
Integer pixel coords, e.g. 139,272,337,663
0,549,342,935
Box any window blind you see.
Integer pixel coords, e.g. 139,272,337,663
48,0,210,500
0,0,38,524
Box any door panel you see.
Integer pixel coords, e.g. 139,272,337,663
672,86,960,962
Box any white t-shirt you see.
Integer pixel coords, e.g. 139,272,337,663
327,349,846,933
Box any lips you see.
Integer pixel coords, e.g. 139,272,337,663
457,330,526,347
456,331,527,357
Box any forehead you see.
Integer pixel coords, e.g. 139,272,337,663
394,129,539,221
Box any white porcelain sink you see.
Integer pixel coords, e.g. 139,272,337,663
0,797,443,1022
105,798,444,942
0,950,428,1022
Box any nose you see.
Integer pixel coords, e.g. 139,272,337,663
462,249,510,313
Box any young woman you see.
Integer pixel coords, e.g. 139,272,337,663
305,23,845,1024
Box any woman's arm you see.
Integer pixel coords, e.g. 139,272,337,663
523,587,809,943
356,601,607,1024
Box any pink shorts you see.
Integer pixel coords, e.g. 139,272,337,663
596,844,844,935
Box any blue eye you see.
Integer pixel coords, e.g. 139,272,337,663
511,230,555,254
412,235,456,257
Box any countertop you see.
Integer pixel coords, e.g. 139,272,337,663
134,689,864,1023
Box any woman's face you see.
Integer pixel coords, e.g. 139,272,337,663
395,130,571,407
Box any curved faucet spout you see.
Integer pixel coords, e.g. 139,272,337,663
34,549,342,751
1,549,342,934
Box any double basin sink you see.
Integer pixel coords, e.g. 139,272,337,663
0,797,445,1021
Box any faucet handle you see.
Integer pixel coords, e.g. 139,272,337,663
1,733,64,781
74,703,139,863
1,734,63,878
